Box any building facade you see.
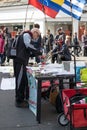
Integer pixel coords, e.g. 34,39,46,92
0,0,87,40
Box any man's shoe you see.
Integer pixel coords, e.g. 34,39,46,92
15,100,29,108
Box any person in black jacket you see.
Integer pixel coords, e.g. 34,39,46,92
51,35,62,63
81,30,87,56
14,30,42,108
3,27,12,64
44,29,54,54
51,27,66,63
73,32,79,56
52,35,71,63
55,27,66,44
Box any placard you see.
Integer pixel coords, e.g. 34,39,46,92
27,71,37,116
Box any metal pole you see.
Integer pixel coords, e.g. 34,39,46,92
70,0,73,41
24,4,29,30
42,1,52,52
42,1,48,32
70,0,76,87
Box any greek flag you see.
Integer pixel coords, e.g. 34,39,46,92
39,0,86,20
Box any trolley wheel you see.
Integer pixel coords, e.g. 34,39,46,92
57,112,69,126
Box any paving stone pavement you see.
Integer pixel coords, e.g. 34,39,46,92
0,56,87,130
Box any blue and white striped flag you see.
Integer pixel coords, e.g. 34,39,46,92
39,0,86,20
60,0,86,20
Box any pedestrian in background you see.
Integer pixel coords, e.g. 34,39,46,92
0,29,5,65
44,29,54,54
52,35,71,62
81,29,87,56
51,27,66,63
3,27,12,65
65,35,71,45
56,27,66,44
73,32,79,56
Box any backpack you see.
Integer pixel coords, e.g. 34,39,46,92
6,36,19,59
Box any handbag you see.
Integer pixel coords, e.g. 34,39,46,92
49,85,58,105
6,37,18,59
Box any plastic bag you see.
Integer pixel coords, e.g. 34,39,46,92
80,68,87,82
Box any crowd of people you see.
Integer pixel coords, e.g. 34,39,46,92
0,27,13,65
0,24,87,108
0,25,87,66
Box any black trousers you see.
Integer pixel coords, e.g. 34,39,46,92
15,62,29,103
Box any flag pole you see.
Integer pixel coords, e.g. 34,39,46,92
42,3,52,51
42,1,52,52
70,0,73,41
42,0,48,33
43,7,48,31
24,4,29,30
70,0,76,86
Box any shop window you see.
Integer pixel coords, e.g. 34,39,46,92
13,25,23,31
30,25,33,30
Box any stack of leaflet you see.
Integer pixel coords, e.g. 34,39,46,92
41,63,64,75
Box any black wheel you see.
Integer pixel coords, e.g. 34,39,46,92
57,112,69,126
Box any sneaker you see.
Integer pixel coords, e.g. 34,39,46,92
15,100,29,108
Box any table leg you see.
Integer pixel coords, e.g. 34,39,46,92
59,79,63,90
36,79,41,123
69,78,75,89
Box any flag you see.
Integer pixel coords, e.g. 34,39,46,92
39,0,86,20
28,0,58,18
